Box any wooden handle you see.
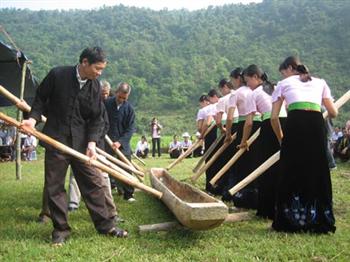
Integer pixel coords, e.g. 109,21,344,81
228,151,280,195
0,85,47,122
105,135,135,167
0,112,162,199
191,132,236,182
167,124,215,170
96,147,144,178
132,153,146,166
166,139,202,170
323,89,350,118
96,154,137,182
192,133,225,173
209,128,260,186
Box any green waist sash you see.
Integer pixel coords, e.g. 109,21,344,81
288,102,321,112
238,115,262,122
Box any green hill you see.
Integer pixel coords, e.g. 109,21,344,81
1,0,349,134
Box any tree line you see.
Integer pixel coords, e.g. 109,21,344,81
1,0,349,134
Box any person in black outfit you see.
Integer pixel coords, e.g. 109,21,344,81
22,47,127,245
104,82,136,202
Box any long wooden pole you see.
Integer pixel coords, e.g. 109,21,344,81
96,154,137,182
166,138,203,170
0,85,47,122
228,89,350,196
209,128,260,186
229,151,280,196
96,147,144,179
104,135,145,175
192,133,225,173
0,112,162,199
166,124,215,170
191,132,237,182
132,153,146,166
15,61,31,180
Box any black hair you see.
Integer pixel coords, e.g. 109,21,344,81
243,64,275,95
230,67,245,85
296,64,312,82
218,79,228,88
79,46,106,64
199,94,209,102
208,89,219,98
279,56,300,72
230,67,243,79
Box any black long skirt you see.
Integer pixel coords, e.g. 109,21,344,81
214,124,239,198
256,118,286,219
230,120,261,209
272,110,336,234
205,125,218,193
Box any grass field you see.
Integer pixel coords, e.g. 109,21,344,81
0,153,349,261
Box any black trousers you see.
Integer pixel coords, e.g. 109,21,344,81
152,138,161,157
45,149,114,236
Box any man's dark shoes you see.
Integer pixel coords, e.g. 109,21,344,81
108,227,128,238
37,214,51,224
52,231,70,246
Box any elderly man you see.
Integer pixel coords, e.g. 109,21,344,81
104,82,136,202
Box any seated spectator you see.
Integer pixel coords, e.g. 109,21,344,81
181,132,193,158
135,135,149,158
22,134,37,161
168,135,182,158
334,128,350,162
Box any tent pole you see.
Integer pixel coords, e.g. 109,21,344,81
15,60,31,180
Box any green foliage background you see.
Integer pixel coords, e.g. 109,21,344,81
1,0,350,134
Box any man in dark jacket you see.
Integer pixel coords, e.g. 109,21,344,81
104,82,136,201
22,47,127,245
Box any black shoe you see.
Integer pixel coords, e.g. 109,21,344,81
37,214,51,224
108,228,128,238
68,206,78,212
52,231,70,246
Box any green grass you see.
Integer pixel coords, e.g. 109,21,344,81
0,152,350,261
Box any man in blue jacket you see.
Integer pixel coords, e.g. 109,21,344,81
104,82,136,201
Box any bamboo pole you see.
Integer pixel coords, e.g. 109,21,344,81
0,112,162,199
166,139,203,170
0,85,47,122
229,151,280,196
132,153,146,166
105,135,134,167
192,133,225,173
96,147,144,178
166,124,215,170
323,90,350,118
209,128,260,186
15,61,31,180
96,154,137,182
191,132,237,182
228,89,350,196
